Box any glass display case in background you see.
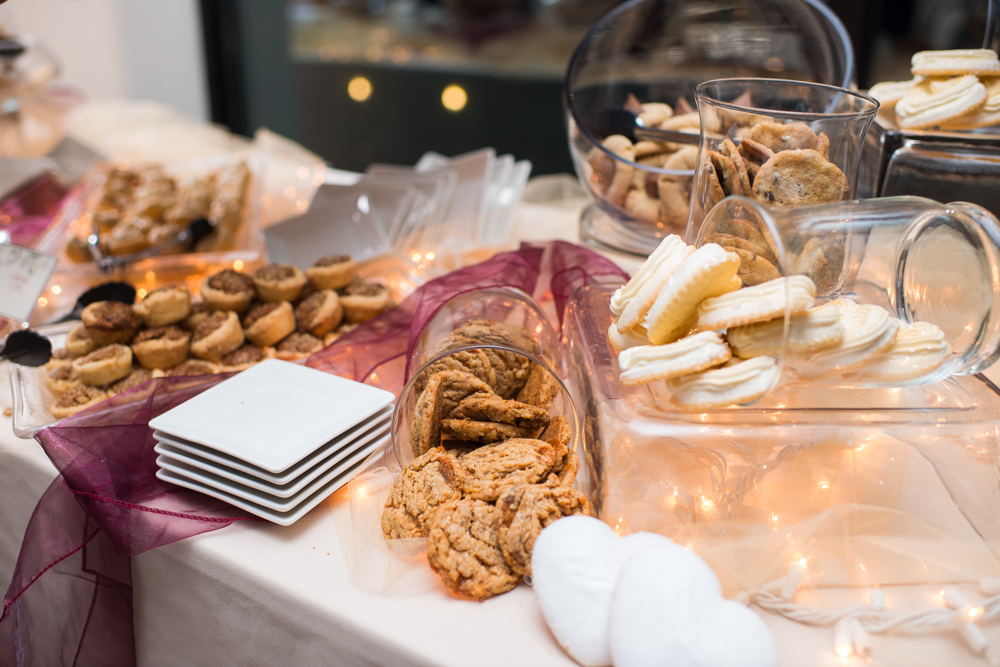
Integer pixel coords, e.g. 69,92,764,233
201,0,993,175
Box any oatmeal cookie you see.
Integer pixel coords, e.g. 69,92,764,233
382,447,465,539
458,438,558,502
751,149,848,207
410,370,495,458
426,498,519,601
496,482,590,577
440,419,525,444
450,395,550,432
414,349,496,395
539,416,579,485
515,363,559,410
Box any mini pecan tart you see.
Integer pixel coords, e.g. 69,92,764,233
65,323,98,358
181,301,209,332
45,364,81,397
306,254,356,290
168,359,222,377
274,332,323,361
252,264,307,302
107,368,154,396
190,311,244,360
81,301,141,347
135,284,191,327
200,269,255,312
50,385,108,419
131,326,191,369
72,344,134,386
242,301,296,347
220,344,270,371
340,280,389,324
294,289,343,337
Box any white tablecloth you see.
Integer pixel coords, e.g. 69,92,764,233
3,198,1000,667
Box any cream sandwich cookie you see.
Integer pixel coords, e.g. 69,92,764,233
868,79,919,111
847,321,951,382
608,321,650,355
911,49,1000,77
618,331,731,385
667,356,778,409
895,75,987,130
942,77,1000,129
796,304,899,379
695,275,816,333
727,301,845,358
643,244,742,345
610,235,694,333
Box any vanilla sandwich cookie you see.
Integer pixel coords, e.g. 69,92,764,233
618,332,731,385
895,75,987,130
796,304,899,379
911,49,1000,77
643,244,742,345
610,235,694,333
608,321,650,354
868,79,920,111
695,275,816,333
727,301,845,358
667,356,779,409
847,321,951,382
942,77,1000,129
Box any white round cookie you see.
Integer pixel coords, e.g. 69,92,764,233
531,516,681,667
609,545,777,667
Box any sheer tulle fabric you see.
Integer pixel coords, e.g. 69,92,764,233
1,241,627,666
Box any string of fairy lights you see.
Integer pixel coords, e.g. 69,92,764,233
742,560,1000,664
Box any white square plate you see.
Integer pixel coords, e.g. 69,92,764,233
155,445,371,526
153,417,388,497
151,404,392,484
149,359,394,473
155,433,384,513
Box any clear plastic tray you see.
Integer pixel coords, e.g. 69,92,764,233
10,254,423,439
33,154,266,277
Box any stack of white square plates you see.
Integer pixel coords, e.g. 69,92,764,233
149,359,395,525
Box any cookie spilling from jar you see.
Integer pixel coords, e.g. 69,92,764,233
869,49,1000,131
44,253,390,419
381,320,588,601
607,235,952,409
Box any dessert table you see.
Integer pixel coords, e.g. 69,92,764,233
3,192,1000,667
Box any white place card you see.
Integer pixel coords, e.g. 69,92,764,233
0,243,57,322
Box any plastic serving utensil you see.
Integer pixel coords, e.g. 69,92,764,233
596,108,701,145
88,217,216,273
0,329,51,366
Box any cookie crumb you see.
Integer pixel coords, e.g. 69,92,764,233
3,407,11,418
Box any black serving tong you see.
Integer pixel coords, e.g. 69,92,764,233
89,217,216,273
52,281,136,324
0,329,51,367
0,280,136,367
596,108,701,145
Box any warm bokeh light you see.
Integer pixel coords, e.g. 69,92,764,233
348,77,373,102
137,289,147,299
37,297,47,307
233,260,244,271
51,285,61,294
441,85,467,112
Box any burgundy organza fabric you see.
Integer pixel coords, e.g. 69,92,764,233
0,174,70,247
1,241,627,666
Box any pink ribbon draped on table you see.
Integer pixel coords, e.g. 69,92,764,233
0,241,627,667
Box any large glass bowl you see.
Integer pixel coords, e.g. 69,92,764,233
565,0,856,256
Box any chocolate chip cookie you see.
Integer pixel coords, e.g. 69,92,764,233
751,149,848,207
496,482,590,577
382,447,465,539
